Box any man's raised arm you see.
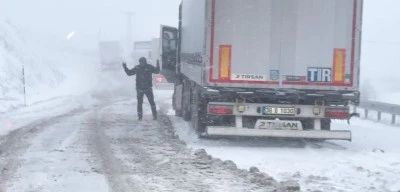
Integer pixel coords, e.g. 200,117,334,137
123,62,136,76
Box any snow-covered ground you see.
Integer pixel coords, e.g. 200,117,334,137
0,95,96,136
0,90,299,192
4,108,110,192
2,84,399,192
2,1,400,190
172,118,400,192
162,88,400,192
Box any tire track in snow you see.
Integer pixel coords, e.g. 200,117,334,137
85,101,141,192
0,107,87,191
0,96,125,191
82,95,299,192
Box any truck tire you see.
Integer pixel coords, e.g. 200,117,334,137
173,80,183,117
191,87,207,137
182,81,191,121
173,92,183,117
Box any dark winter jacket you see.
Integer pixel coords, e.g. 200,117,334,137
123,62,160,90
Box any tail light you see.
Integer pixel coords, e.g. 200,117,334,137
325,107,350,119
155,76,163,83
154,75,166,83
208,104,234,115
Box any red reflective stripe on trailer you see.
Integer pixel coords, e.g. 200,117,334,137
218,80,279,84
282,81,351,87
350,0,358,87
209,0,216,83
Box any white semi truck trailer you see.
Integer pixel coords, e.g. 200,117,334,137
131,38,161,65
161,0,363,141
99,41,123,71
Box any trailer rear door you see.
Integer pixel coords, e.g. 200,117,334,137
206,0,362,91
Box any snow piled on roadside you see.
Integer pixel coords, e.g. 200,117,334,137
171,115,400,192
156,86,400,192
0,94,96,136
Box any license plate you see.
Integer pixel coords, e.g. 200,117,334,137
255,120,302,130
263,107,295,115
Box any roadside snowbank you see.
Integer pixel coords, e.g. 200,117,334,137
170,115,400,192
0,94,96,137
157,86,400,192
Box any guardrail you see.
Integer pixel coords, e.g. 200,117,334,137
357,101,400,124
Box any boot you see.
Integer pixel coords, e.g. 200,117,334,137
151,106,157,120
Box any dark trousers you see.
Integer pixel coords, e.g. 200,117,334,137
137,88,157,118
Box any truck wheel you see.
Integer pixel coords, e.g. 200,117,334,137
182,81,191,121
191,87,207,137
174,96,183,117
182,106,191,121
173,90,182,117
175,110,183,117
321,119,331,131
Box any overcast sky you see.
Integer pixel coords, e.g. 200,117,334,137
1,0,399,46
0,0,181,50
363,0,400,42
1,0,400,83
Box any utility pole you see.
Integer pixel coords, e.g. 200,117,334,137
22,65,26,106
122,11,135,56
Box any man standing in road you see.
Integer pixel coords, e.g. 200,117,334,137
123,57,160,120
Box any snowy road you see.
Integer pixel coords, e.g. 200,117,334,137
0,90,297,192
2,88,399,192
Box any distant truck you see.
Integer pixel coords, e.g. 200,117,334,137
131,40,153,64
98,41,123,71
133,34,177,82
160,0,363,141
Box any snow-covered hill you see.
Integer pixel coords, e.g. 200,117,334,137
0,18,99,112
0,18,37,111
